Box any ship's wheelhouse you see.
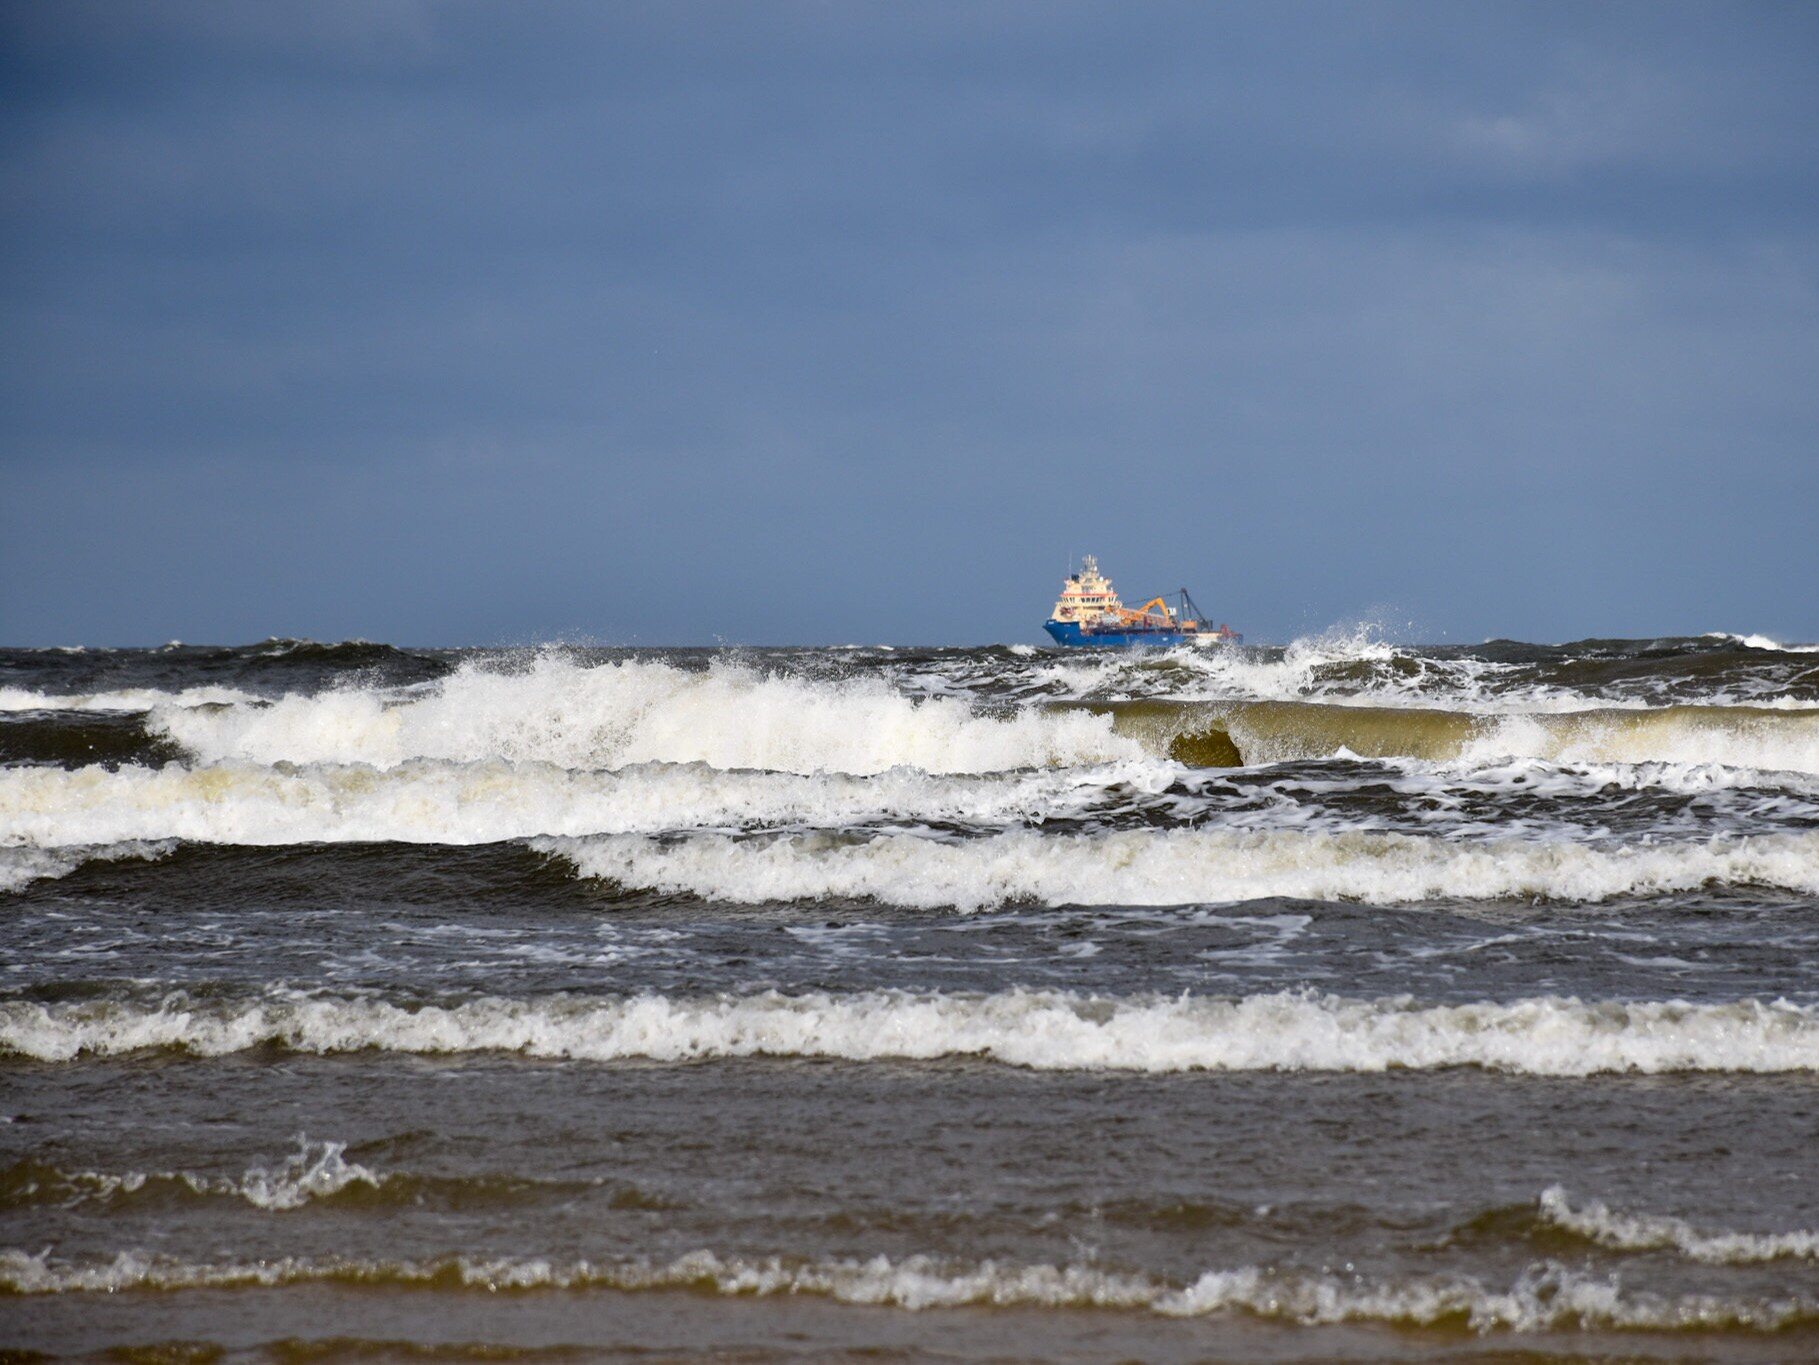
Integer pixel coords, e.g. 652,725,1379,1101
1050,554,1122,623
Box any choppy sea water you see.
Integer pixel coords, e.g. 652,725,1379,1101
3,632,1818,1362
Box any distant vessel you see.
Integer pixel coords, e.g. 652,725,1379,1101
1044,555,1241,648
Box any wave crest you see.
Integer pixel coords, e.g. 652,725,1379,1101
0,758,1174,850
127,653,1819,778
0,1247,1810,1331
0,840,175,895
0,1137,381,1213
150,655,1137,775
4,988,1815,1074
540,826,1819,910
1538,1187,1819,1265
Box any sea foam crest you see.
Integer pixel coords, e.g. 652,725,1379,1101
4,988,1815,1074
1539,1187,1819,1265
0,684,256,714
1706,632,1819,654
0,840,175,895
539,827,1819,910
1163,625,1512,708
0,1247,1810,1330
149,654,1137,775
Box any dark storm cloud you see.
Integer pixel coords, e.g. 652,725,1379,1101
2,1,1815,644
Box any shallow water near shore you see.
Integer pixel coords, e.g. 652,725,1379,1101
3,634,1817,1360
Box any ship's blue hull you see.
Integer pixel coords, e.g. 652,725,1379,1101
1045,619,1198,648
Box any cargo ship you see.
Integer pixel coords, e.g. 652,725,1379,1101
1044,555,1241,648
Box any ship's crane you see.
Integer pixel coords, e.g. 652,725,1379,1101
1113,590,1210,628
1113,596,1178,626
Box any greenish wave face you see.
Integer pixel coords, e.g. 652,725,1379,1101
1078,698,1819,771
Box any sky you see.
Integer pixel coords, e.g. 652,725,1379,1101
2,1,1815,647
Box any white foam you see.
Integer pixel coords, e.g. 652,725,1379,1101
4,988,1814,1074
0,758,1177,849
0,1247,1807,1329
1402,755,1819,799
150,655,1139,775
226,1137,384,1210
1172,626,1448,704
1008,626,1819,713
540,826,1819,911
1139,627,1626,714
1538,1187,1819,1264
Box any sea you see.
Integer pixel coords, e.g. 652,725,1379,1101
3,632,1818,1362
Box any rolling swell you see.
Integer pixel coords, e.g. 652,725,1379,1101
541,827,1819,909
5,988,1814,1073
0,709,175,768
1,1247,1812,1331
0,758,1176,849
0,639,449,702
0,839,175,894
7,825,1812,907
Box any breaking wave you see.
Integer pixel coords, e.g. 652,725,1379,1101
4,988,1814,1074
0,839,174,894
0,1247,1810,1331
148,655,1137,775
0,758,1173,849
125,654,1819,777
540,827,1819,910
0,1138,381,1212
8,754,1815,859
1707,632,1819,654
1538,1187,1819,1265
1023,627,1819,710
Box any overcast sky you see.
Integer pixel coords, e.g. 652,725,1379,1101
2,1,1814,646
